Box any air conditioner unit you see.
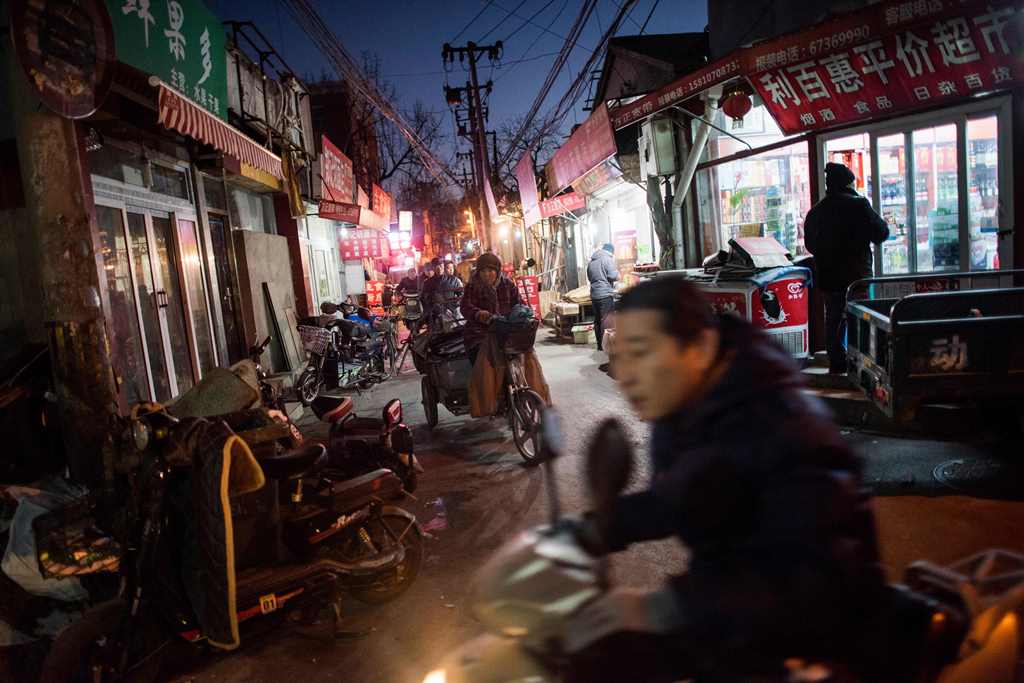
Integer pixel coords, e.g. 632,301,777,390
639,117,678,178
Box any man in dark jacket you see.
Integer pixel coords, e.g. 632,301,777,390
804,162,889,373
566,275,884,681
587,243,619,352
460,252,522,366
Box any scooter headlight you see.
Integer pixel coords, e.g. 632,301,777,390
422,670,446,683
132,419,151,451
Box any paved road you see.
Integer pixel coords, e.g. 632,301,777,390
163,336,1024,683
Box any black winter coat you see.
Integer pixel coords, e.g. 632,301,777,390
804,187,889,292
605,316,884,662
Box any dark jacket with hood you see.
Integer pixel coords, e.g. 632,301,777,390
804,185,889,292
460,272,523,349
605,316,884,662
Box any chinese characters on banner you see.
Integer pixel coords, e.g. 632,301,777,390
372,184,393,224
539,192,586,219
319,200,360,223
340,229,389,261
320,135,354,204
366,280,385,315
106,0,227,119
515,276,542,319
748,0,1021,133
545,103,618,193
515,152,542,226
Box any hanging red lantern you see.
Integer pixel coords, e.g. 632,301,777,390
721,85,753,125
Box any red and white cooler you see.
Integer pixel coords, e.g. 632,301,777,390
681,266,812,360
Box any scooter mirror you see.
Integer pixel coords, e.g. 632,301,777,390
585,419,632,514
320,301,338,315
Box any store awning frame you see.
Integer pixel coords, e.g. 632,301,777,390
155,82,283,180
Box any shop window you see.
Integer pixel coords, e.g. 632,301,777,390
150,164,191,200
229,187,276,234
878,133,909,274
912,124,959,272
697,140,811,256
967,116,999,270
88,145,147,187
825,133,873,200
203,176,228,211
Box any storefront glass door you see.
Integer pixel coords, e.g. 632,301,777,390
177,218,217,375
819,100,1009,275
126,212,172,401
151,215,196,396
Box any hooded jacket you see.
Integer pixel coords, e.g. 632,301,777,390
803,186,889,292
587,248,619,300
459,272,523,349
605,315,884,661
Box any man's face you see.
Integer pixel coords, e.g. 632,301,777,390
611,310,719,421
480,267,498,287
408,269,417,279
445,263,455,276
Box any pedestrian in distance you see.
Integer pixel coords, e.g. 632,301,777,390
587,242,618,353
804,162,889,374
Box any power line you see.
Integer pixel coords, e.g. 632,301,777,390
638,0,661,34
611,0,645,32
479,0,529,42
384,51,560,79
492,0,598,55
500,0,558,44
494,0,569,83
451,0,497,43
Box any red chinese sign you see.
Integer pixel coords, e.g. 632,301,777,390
320,135,354,204
515,151,542,226
515,275,542,319
372,184,393,224
751,0,1022,134
539,192,585,219
319,199,360,223
608,0,1022,133
611,55,744,129
545,103,617,193
366,280,385,315
571,157,622,196
341,229,389,261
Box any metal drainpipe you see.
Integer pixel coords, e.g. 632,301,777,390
670,95,719,268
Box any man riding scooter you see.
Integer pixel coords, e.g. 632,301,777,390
565,274,885,681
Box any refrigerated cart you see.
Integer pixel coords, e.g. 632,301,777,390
845,270,1024,420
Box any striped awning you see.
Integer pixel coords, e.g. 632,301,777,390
157,84,282,180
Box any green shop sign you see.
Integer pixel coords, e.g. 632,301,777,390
105,0,227,119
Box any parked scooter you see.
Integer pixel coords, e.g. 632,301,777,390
423,411,1024,682
296,302,388,403
40,404,423,682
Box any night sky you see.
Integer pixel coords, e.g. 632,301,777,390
209,0,708,171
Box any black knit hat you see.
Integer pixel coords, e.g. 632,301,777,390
477,252,501,273
824,162,856,190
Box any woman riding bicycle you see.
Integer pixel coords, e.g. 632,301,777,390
459,252,522,367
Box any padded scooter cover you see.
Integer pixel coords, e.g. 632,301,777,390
166,418,265,651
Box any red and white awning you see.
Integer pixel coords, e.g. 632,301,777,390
157,84,282,180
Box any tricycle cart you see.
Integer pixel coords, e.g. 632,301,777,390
845,270,1024,420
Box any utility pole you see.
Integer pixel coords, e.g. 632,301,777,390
443,41,502,251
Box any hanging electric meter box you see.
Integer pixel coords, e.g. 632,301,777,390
639,117,677,177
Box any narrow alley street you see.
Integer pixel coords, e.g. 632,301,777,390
156,337,1024,683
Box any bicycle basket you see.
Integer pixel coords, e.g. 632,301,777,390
499,319,539,355
32,493,121,578
298,325,332,356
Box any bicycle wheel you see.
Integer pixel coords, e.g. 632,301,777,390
297,367,322,405
509,389,545,464
386,328,399,375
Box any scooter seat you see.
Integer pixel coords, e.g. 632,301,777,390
311,395,354,423
259,444,326,480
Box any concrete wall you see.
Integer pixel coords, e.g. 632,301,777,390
233,229,302,374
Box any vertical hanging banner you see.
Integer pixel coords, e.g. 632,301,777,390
749,0,1023,134
515,151,542,226
106,0,228,119
319,135,354,203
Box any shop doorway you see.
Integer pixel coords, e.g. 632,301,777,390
96,201,218,403
818,98,1011,274
208,214,247,364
